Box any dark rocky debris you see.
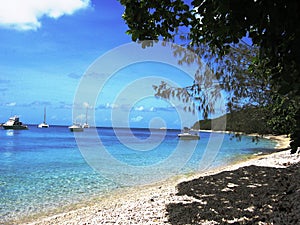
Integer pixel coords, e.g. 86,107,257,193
167,163,300,225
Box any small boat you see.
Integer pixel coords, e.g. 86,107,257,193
38,123,49,128
177,127,200,140
69,124,84,132
38,107,49,128
83,123,89,128
2,116,28,130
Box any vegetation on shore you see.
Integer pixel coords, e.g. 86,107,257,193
119,0,299,153
192,106,295,137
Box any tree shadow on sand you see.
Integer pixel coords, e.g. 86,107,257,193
166,163,300,225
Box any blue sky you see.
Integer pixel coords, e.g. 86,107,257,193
0,0,224,128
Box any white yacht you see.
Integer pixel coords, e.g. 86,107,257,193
177,127,200,140
2,116,28,130
38,107,49,128
69,123,84,132
83,123,89,128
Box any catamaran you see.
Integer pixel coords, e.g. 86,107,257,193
38,107,49,128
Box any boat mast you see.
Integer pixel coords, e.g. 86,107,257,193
85,107,88,124
44,107,46,123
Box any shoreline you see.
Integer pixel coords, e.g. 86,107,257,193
200,130,291,150
14,134,299,225
263,134,291,149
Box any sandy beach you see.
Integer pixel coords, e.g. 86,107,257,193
18,135,299,225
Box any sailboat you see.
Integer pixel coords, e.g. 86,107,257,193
38,107,49,128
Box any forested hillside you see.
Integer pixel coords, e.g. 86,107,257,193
193,107,288,135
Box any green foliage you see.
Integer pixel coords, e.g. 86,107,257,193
120,0,191,41
193,107,273,135
119,0,300,153
267,95,296,136
153,42,265,120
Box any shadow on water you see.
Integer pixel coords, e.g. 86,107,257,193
166,163,300,225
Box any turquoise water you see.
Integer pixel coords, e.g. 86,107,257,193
0,126,276,223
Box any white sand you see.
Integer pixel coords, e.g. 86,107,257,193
20,135,299,225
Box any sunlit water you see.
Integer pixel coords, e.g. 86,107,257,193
0,126,276,223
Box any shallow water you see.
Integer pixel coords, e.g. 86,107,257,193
0,126,276,223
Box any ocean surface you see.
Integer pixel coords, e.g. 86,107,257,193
0,126,277,223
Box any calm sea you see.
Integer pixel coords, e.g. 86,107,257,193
0,126,276,223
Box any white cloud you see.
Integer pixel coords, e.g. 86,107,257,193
131,116,143,122
105,103,118,109
6,102,16,106
134,106,144,111
83,102,90,108
0,0,90,31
